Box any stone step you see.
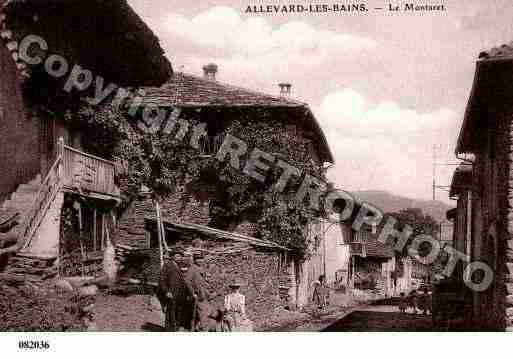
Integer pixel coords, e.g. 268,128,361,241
17,184,41,193
0,272,43,283
2,202,31,213
4,197,34,205
8,258,51,269
10,192,37,202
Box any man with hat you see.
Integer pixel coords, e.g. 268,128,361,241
157,251,195,331
184,250,211,331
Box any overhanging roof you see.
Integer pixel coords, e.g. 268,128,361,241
449,163,473,197
4,0,172,87
456,46,513,155
145,217,290,251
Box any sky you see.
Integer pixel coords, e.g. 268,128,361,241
128,0,513,203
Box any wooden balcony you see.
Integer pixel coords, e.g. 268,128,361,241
61,144,119,199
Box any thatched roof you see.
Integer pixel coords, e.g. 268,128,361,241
141,72,334,163
3,0,172,86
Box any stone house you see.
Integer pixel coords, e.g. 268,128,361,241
115,65,335,312
0,1,171,280
0,1,338,319
453,44,513,331
347,223,396,297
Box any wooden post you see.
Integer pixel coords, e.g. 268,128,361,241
155,199,164,269
93,209,97,252
57,136,64,180
101,213,105,250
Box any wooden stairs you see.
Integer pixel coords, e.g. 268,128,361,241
0,153,62,284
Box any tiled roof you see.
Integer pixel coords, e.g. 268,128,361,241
479,43,513,61
141,72,306,108
140,72,334,163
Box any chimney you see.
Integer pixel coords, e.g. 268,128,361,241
203,63,218,81
279,83,292,97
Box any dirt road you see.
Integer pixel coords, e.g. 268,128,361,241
322,303,434,331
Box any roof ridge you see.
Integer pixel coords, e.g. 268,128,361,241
175,72,307,107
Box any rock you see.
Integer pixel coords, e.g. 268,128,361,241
55,279,74,293
64,276,96,288
128,278,141,284
78,285,99,297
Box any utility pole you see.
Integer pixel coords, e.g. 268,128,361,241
432,144,437,201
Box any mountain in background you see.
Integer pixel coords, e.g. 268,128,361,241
354,190,454,242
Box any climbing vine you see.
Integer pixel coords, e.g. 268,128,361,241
62,102,325,259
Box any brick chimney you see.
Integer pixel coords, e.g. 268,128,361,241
203,63,218,81
279,83,292,97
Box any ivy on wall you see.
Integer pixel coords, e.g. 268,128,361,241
62,102,325,259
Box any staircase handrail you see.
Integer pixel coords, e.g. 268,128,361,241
18,139,64,251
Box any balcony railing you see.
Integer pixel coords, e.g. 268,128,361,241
62,144,118,197
18,138,118,253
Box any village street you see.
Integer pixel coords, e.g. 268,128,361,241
322,300,434,332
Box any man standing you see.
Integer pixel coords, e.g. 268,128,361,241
184,251,211,331
157,254,194,331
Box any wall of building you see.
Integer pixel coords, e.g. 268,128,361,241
502,108,513,331
469,96,512,330
117,188,211,248
122,235,291,322
324,221,351,288
0,45,40,201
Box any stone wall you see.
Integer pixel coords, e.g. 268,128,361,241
117,189,210,248
470,102,512,330
505,112,513,331
122,236,292,321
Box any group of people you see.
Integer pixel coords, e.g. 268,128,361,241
398,288,432,315
157,250,253,332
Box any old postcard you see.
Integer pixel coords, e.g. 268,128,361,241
0,0,512,350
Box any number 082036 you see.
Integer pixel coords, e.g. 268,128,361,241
18,340,50,350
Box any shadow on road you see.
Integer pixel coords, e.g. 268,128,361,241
322,304,434,332
141,322,165,332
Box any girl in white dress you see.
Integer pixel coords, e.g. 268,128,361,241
224,280,253,332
